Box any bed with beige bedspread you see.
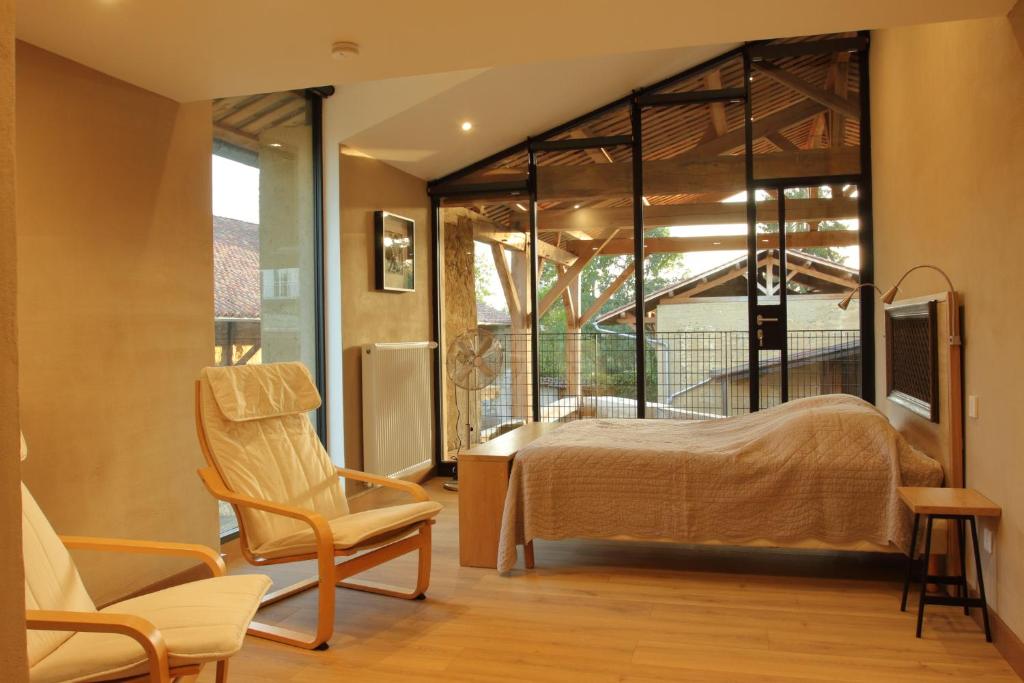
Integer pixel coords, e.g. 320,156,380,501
497,394,943,574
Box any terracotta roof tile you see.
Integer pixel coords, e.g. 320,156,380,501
213,216,260,319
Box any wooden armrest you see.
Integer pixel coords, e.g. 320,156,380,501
59,536,225,577
196,467,333,554
27,609,170,683
335,467,430,502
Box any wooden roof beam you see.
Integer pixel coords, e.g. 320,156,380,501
538,197,857,232
536,147,858,201
217,92,292,127
753,61,860,120
684,99,824,157
538,230,619,317
214,124,259,152
579,261,636,326
566,229,858,256
705,69,730,137
490,243,523,328
569,128,614,165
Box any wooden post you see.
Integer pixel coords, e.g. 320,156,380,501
565,270,582,405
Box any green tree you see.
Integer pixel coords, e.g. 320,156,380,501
537,227,689,334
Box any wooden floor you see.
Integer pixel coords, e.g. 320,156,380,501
193,479,1018,682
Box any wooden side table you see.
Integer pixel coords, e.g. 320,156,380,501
458,422,560,568
897,487,1001,642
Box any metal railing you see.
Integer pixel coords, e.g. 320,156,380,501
477,330,861,437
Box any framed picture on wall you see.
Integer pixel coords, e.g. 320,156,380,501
374,211,415,292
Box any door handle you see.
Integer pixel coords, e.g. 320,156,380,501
756,314,779,326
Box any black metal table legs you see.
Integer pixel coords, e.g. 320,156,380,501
900,513,992,642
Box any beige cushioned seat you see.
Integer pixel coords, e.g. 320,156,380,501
253,501,443,559
30,573,270,683
23,447,270,682
198,363,441,560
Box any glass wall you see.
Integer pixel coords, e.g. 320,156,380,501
639,88,749,418
535,105,638,421
211,90,322,536
429,32,871,450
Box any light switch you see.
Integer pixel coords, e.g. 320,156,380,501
968,395,979,419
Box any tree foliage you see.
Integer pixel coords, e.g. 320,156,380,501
538,227,689,333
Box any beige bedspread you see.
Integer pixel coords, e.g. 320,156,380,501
497,395,943,574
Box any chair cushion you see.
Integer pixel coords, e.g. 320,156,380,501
30,574,271,683
253,501,443,559
22,484,96,668
204,362,321,422
198,367,350,552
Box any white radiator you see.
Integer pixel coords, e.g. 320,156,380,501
361,341,436,478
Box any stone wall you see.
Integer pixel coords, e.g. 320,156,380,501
442,215,479,453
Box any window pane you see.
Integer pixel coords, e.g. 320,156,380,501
211,90,318,537
751,36,862,180
783,184,861,400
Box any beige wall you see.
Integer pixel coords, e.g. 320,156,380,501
339,150,433,470
872,12,1024,640
15,44,217,605
0,0,28,680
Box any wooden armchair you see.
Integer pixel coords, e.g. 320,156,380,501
20,435,270,683
194,362,442,650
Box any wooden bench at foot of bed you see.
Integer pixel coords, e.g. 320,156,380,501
458,422,560,568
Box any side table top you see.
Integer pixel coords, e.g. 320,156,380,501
897,487,1001,518
458,422,561,463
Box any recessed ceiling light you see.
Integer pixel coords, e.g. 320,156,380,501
641,196,651,207
331,41,360,60
515,203,528,212
461,121,473,132
573,204,581,210
268,143,282,148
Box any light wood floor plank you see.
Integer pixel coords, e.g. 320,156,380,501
187,478,1017,682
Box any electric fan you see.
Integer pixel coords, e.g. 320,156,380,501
444,328,504,491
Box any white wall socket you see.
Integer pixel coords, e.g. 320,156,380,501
983,527,993,554
968,395,979,419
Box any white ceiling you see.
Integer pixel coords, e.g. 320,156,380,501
334,43,735,180
15,0,1015,102
16,0,1016,180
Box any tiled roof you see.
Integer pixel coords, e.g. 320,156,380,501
214,216,260,319
477,301,511,326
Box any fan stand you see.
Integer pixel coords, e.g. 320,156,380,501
442,386,472,492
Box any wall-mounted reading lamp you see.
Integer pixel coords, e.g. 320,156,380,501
881,264,961,347
836,282,883,310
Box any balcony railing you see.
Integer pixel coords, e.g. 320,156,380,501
476,330,861,439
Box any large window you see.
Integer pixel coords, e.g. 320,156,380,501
430,33,872,465
211,89,325,537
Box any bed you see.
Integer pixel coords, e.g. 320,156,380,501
497,394,943,573
497,292,962,575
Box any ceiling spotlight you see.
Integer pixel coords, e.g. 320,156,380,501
268,143,283,148
331,41,360,60
461,121,473,132
573,204,581,210
515,203,528,212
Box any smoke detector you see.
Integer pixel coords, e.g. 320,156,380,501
331,41,360,60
